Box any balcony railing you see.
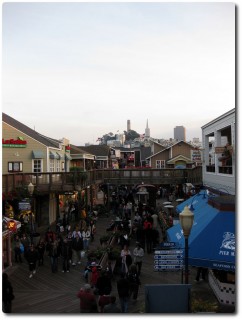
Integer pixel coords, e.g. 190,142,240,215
206,165,216,173
218,166,233,175
2,167,202,196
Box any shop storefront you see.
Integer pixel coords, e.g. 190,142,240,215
2,217,21,271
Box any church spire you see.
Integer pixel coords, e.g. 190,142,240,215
145,119,150,138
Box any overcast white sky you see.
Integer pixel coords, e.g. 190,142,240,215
2,1,235,145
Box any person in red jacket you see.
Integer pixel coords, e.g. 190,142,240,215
98,286,112,312
90,266,99,289
77,284,97,313
143,217,153,253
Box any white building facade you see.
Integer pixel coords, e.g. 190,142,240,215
201,108,235,195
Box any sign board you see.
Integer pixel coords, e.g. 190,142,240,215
154,245,184,271
215,146,233,154
18,202,31,211
160,242,178,248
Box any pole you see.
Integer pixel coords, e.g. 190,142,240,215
184,237,189,284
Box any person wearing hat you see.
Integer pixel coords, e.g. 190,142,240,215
76,284,97,313
133,242,144,276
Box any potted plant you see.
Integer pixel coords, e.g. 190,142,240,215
87,247,105,261
99,234,111,246
107,246,121,260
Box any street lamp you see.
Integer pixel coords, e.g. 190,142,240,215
179,206,194,284
28,182,35,244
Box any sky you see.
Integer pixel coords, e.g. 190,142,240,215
2,1,236,146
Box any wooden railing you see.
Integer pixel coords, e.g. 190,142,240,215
2,167,202,196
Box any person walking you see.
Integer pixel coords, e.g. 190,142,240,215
14,235,23,263
48,239,60,273
103,296,121,313
76,284,97,313
25,244,38,278
20,233,30,260
127,264,141,300
133,242,144,276
82,226,91,251
117,273,130,313
60,237,72,272
120,244,132,275
143,217,153,253
37,239,45,266
95,270,112,296
2,272,15,313
90,266,99,290
195,267,208,282
71,232,83,266
98,287,112,312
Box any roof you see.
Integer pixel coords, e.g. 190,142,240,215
146,140,195,160
70,144,95,159
166,154,193,164
2,113,59,148
167,193,235,271
78,145,110,157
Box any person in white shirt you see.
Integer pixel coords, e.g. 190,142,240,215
151,212,159,230
82,227,91,251
133,242,144,276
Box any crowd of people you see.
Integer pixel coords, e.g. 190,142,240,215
4,184,188,313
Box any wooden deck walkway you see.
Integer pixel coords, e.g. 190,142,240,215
5,211,225,314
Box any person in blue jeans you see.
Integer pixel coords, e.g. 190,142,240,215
117,273,130,313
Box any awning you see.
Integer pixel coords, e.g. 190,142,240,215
167,194,235,272
49,151,58,159
65,154,72,160
56,152,64,160
32,150,44,159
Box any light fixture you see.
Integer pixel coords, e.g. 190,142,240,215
28,182,35,196
179,205,194,284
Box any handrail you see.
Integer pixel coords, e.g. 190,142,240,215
2,167,202,195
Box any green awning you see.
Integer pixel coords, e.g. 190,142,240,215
65,154,72,160
49,151,58,159
32,150,44,159
56,152,64,160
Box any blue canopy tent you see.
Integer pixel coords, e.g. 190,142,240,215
167,194,235,272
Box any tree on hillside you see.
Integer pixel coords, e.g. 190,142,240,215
124,130,140,141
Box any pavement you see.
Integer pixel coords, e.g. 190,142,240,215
6,196,236,314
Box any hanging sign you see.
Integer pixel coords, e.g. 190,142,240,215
7,220,17,232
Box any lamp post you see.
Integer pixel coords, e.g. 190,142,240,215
179,206,194,284
28,182,35,244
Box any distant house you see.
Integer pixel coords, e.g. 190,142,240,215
78,145,112,169
70,145,95,171
146,140,202,169
111,145,152,168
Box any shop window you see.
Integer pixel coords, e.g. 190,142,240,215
8,162,23,172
